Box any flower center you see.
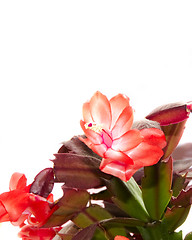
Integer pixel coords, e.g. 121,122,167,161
84,122,113,148
84,122,103,133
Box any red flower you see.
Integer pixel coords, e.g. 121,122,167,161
0,172,52,227
114,236,129,240
18,225,61,240
80,91,166,181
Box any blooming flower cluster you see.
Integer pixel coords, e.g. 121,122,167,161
0,91,192,240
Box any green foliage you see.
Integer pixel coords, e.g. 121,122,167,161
72,205,127,239
142,157,173,220
185,232,192,240
107,177,150,222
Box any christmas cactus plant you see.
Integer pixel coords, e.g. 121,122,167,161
1,91,192,240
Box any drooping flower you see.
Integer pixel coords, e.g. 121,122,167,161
80,91,166,181
0,172,53,227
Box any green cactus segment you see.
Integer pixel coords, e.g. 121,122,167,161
162,206,191,233
107,177,150,222
142,157,173,220
185,232,192,240
72,205,127,239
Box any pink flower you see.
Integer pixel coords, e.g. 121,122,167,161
80,91,166,181
0,172,53,227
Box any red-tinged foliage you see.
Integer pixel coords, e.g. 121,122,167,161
58,135,101,159
163,206,191,233
171,187,192,207
52,152,109,189
172,143,192,177
146,102,192,126
80,91,166,181
30,168,54,198
146,102,192,159
72,224,97,240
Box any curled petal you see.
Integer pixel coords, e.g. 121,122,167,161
9,173,27,191
89,91,112,130
110,94,130,129
28,194,51,225
112,129,142,152
12,213,29,227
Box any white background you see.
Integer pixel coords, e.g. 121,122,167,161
0,1,192,239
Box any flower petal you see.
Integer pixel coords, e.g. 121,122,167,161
100,150,136,181
9,173,27,191
100,160,128,181
80,120,103,144
110,94,130,129
88,143,107,157
102,130,113,148
28,194,51,225
127,142,164,167
124,167,139,182
18,225,61,240
103,148,133,164
82,102,93,123
112,129,142,152
119,143,165,181
112,106,133,139
140,128,167,149
0,202,9,222
89,91,112,130
115,236,129,240
0,190,29,223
